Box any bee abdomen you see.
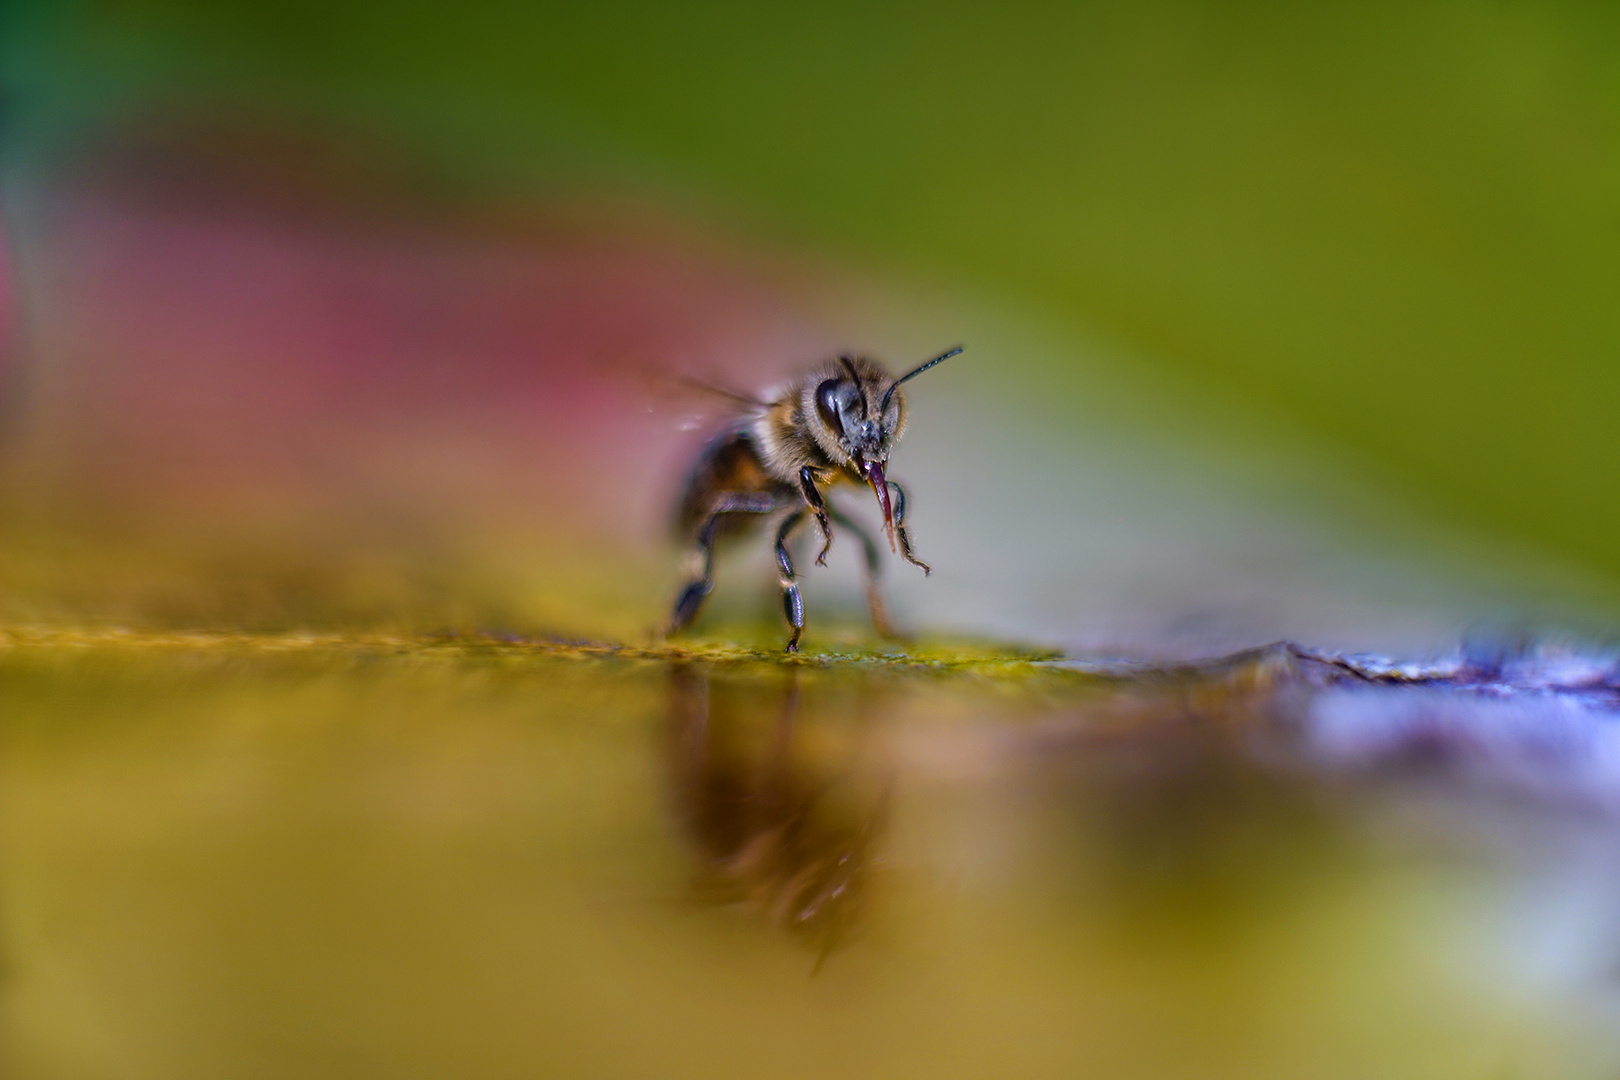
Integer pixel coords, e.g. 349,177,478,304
673,427,788,539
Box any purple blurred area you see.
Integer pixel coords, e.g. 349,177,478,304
1,234,12,357
1,117,848,627
16,120,835,529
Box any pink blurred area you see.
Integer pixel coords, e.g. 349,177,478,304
6,122,838,563
0,226,14,388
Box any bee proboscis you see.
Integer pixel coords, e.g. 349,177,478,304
667,346,960,652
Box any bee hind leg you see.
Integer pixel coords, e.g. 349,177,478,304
885,481,930,576
668,493,779,637
828,506,903,641
775,509,809,652
670,576,712,635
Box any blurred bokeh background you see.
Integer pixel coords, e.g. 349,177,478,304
8,5,1620,1079
5,0,1620,651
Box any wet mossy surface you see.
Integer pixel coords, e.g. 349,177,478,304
3,625,1620,1077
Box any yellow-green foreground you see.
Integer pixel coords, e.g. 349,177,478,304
1,629,1615,1080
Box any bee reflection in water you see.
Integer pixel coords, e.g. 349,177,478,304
664,665,892,966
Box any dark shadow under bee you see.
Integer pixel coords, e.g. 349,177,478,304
664,664,891,969
667,347,960,651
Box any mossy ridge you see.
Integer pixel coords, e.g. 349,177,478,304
0,626,1364,706
0,624,1064,676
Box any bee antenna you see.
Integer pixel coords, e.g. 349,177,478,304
881,346,962,413
838,355,867,416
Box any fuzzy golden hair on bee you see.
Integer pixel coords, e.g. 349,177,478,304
667,346,961,652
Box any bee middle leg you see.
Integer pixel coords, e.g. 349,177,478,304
775,508,809,653
827,506,902,640
669,493,781,635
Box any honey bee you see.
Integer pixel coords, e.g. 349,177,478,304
668,346,961,652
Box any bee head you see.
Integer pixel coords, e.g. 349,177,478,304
805,347,961,551
812,357,896,475
808,347,961,480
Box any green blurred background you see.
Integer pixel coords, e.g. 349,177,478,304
7,0,1620,591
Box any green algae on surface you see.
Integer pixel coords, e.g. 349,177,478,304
0,625,1065,674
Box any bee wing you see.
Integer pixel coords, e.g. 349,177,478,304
670,374,768,410
618,364,768,432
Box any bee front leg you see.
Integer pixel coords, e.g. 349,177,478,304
669,492,780,635
828,505,902,640
798,467,835,566
775,508,809,652
885,480,930,576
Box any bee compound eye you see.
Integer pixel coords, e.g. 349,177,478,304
815,380,846,436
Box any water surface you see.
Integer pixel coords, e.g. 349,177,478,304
4,635,1617,1079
